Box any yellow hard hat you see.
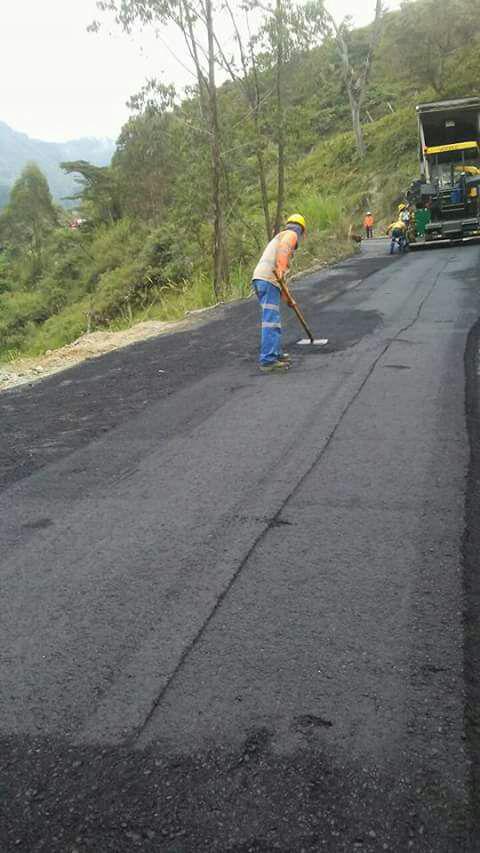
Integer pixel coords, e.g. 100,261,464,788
398,203,406,211
286,213,306,231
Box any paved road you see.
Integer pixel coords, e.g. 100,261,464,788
1,240,480,852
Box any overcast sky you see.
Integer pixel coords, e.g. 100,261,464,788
1,0,398,143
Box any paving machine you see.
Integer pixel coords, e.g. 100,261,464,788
408,97,480,244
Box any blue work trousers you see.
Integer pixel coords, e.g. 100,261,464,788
390,229,407,254
252,278,282,365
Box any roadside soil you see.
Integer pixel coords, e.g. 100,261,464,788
0,318,198,392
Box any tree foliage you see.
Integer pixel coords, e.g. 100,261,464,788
60,160,122,223
0,163,58,281
381,0,480,95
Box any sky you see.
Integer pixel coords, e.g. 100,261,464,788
0,0,399,144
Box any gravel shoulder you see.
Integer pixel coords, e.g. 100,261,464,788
0,317,200,392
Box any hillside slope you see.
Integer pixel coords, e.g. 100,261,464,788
290,104,418,229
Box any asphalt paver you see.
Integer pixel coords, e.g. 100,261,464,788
1,241,480,851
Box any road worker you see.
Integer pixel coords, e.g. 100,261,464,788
363,211,374,238
386,217,407,254
398,202,410,226
407,204,417,242
251,214,306,372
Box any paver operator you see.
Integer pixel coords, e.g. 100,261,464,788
398,202,410,226
252,213,306,373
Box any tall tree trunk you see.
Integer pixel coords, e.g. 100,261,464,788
216,1,272,240
255,135,272,240
432,59,444,94
349,95,366,158
205,0,229,298
326,0,383,159
251,40,272,239
274,0,285,234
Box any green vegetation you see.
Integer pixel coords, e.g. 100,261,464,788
0,0,478,363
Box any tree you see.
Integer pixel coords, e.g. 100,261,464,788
0,163,58,279
273,0,286,233
114,84,176,222
381,0,479,96
221,0,304,235
93,0,229,298
114,111,173,221
253,0,296,233
319,0,383,157
214,1,273,239
205,0,229,293
60,160,122,223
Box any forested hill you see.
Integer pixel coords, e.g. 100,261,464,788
0,0,478,365
0,122,114,207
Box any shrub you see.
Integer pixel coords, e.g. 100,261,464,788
26,302,90,355
0,290,49,356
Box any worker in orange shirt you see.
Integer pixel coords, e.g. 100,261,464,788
251,213,306,372
363,211,374,239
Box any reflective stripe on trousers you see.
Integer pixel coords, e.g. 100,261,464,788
252,278,282,365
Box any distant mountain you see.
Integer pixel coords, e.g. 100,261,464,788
0,121,116,207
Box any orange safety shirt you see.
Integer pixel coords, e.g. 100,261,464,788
252,230,299,287
363,214,374,227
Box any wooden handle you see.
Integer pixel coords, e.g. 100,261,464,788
275,273,315,343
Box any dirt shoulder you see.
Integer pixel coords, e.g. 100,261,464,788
0,316,202,392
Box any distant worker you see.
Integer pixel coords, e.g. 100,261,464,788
397,203,412,247
251,214,306,372
363,211,374,239
386,217,407,254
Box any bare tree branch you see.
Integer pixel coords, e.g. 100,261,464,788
322,0,383,157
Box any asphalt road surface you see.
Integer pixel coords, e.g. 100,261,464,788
2,240,480,852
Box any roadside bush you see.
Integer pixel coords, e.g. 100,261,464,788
138,224,195,283
92,261,145,323
26,301,90,355
88,219,148,277
0,290,49,355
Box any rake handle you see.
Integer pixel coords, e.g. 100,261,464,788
275,274,315,344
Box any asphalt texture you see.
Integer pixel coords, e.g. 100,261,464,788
1,240,480,852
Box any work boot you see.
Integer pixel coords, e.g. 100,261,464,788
259,360,290,373
277,352,291,364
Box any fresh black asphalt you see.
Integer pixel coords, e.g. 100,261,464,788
1,240,480,851
0,251,390,491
